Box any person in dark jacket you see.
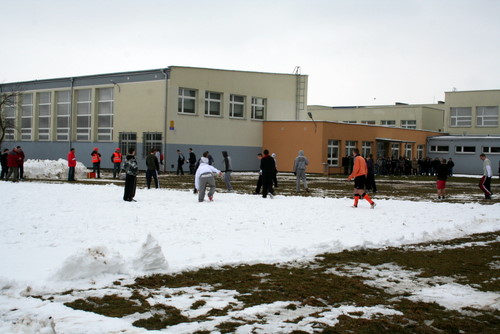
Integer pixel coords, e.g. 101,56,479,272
145,149,160,189
16,146,25,179
365,154,377,193
1,148,9,179
188,148,197,175
260,149,276,198
176,149,185,175
222,150,233,192
254,153,263,194
123,148,138,202
447,158,455,176
436,158,448,200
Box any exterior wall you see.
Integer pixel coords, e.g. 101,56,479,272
444,90,500,135
427,136,500,175
307,104,444,131
264,121,443,174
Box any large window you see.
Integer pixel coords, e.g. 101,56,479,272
401,120,417,129
455,146,476,154
391,143,400,158
381,120,396,127
482,146,500,154
97,88,113,141
417,145,424,159
119,132,137,155
430,145,449,153
3,96,16,140
143,132,162,158
204,91,222,116
76,89,91,141
362,141,372,157
327,140,339,166
21,93,33,140
251,97,265,120
476,106,498,127
404,143,412,159
56,91,71,141
178,88,196,114
230,94,245,118
38,92,51,141
450,107,471,127
345,140,357,156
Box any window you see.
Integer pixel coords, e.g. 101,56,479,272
455,146,476,154
97,88,113,141
401,120,417,129
381,120,396,127
362,141,372,157
119,132,137,155
204,91,221,116
404,144,412,159
76,89,91,141
450,107,471,127
343,120,357,124
430,145,449,153
361,120,375,125
3,96,16,140
56,91,71,141
327,140,339,166
230,94,245,118
417,145,424,159
251,97,265,120
38,92,51,141
143,132,162,158
21,93,33,140
178,88,196,114
482,146,500,154
476,106,498,127
391,143,400,158
345,140,357,156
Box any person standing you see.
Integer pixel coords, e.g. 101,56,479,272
176,149,185,175
91,147,101,178
123,148,139,202
188,148,197,175
6,147,20,182
145,149,160,189
436,158,448,200
16,146,25,179
447,158,455,177
260,149,276,198
293,150,309,192
347,148,375,208
254,153,263,194
479,153,493,200
222,151,233,192
271,153,278,188
67,148,77,181
365,154,377,193
0,148,9,179
110,148,122,179
195,156,222,202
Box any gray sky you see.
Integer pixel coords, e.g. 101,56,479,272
1,0,499,106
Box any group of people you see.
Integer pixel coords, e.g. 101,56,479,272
1,146,26,182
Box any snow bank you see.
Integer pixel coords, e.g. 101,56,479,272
24,159,88,180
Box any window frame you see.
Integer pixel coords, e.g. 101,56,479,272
143,132,162,158
119,132,137,155
362,141,372,157
56,90,71,141
381,120,396,127
251,97,266,120
482,146,500,154
97,87,114,141
345,140,357,157
178,88,196,115
476,106,498,127
327,140,340,167
401,120,417,129
430,145,449,153
76,89,92,141
455,146,476,154
204,91,222,117
450,107,472,127
229,94,245,119
38,92,51,141
20,93,33,141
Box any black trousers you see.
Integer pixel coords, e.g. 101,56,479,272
146,169,159,188
123,175,137,201
262,173,275,198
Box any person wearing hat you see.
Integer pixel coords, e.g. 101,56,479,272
111,147,123,179
90,147,102,178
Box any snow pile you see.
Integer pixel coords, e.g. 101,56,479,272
24,159,88,180
133,234,169,272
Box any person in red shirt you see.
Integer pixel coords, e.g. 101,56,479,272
67,148,77,181
347,148,376,209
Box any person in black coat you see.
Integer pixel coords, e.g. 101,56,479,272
123,147,139,202
260,149,276,198
0,148,9,179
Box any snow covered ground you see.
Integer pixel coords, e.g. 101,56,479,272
0,160,499,333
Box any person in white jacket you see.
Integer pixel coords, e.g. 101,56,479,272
195,156,222,202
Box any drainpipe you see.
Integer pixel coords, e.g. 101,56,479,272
69,77,74,151
161,68,169,172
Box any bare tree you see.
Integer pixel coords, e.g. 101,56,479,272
0,89,19,147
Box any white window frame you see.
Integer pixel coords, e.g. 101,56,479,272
143,132,162,158
76,89,92,141
430,145,449,153
3,95,16,140
361,120,375,125
204,91,222,117
343,121,357,124
450,107,472,127
404,143,412,159
417,144,424,159
97,87,113,141
381,120,396,127
178,88,196,114
21,93,33,141
345,140,357,156
229,94,245,118
327,140,339,166
391,143,400,158
482,146,500,154
401,120,417,129
38,92,51,141
56,91,71,141
362,141,372,157
455,146,476,154
251,97,266,120
476,106,498,127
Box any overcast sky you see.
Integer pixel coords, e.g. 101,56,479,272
1,0,499,106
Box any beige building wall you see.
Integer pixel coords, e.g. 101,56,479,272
166,66,305,147
443,89,500,135
307,104,444,132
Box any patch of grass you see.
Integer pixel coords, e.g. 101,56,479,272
65,294,144,318
132,304,189,330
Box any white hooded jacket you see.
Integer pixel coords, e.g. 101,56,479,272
195,157,221,190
